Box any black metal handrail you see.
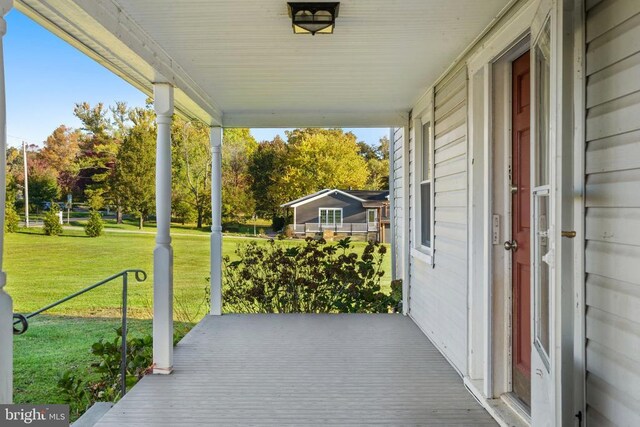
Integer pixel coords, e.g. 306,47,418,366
12,269,147,398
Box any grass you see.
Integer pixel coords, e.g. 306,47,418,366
6,225,391,406
13,316,152,406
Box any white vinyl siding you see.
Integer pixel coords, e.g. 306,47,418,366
392,127,405,279
409,66,468,374
585,0,640,425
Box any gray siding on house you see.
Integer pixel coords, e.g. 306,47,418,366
409,66,468,374
295,192,366,224
584,0,640,425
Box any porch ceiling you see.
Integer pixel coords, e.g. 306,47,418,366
17,0,511,127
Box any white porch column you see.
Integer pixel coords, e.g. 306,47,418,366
153,83,174,374
0,0,12,404
210,127,222,315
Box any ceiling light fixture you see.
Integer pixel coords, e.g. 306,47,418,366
287,2,340,35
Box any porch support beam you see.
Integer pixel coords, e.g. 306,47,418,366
152,83,174,374
210,127,222,316
0,0,12,404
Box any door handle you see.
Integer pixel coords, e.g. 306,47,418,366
504,240,518,251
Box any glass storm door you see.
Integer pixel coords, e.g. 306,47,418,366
367,209,378,230
530,2,556,425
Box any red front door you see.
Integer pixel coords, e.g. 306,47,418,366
511,50,531,407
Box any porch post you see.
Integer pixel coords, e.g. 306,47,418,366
152,83,174,374
210,127,222,315
0,0,12,404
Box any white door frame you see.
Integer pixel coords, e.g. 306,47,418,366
467,0,537,403
466,0,579,424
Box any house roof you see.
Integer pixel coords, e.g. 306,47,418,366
16,0,513,127
281,189,389,208
342,190,389,202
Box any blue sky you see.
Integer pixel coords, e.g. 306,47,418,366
4,10,389,148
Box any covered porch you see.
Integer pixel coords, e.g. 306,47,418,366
96,314,496,426
0,0,515,424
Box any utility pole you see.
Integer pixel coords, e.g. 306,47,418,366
22,141,29,228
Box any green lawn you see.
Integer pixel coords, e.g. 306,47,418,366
13,316,152,406
6,226,391,407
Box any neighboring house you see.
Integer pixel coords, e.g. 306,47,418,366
281,189,390,243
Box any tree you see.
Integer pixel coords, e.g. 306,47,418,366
172,118,211,228
28,169,60,209
362,136,390,190
113,107,156,229
6,147,22,204
276,128,369,202
43,203,63,236
5,203,19,233
39,125,81,196
74,102,121,212
221,128,257,221
248,135,287,217
85,210,104,237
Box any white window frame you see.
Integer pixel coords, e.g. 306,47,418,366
412,105,435,265
318,207,343,227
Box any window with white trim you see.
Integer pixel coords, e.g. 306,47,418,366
416,119,434,253
319,208,342,226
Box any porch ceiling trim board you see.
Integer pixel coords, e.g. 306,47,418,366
15,0,221,125
222,110,410,129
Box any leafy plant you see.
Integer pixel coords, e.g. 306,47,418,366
57,328,152,418
5,202,19,233
223,237,393,313
389,279,403,313
42,202,63,236
84,210,104,237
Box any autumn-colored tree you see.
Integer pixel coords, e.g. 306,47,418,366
277,128,369,201
39,125,81,195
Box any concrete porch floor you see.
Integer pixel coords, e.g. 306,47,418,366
96,314,496,426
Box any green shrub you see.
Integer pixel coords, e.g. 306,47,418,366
389,279,403,313
42,203,63,236
5,203,19,233
173,200,196,225
58,328,153,420
84,210,104,237
223,237,392,313
58,326,191,420
283,224,294,238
